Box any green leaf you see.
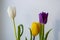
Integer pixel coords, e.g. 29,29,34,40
45,29,52,40
20,24,24,37
29,28,32,40
17,24,24,40
25,37,28,40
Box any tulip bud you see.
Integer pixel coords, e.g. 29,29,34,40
7,6,16,20
39,12,48,24
31,22,40,36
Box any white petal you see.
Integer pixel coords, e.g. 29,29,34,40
7,6,16,19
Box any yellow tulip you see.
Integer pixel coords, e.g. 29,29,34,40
31,22,40,36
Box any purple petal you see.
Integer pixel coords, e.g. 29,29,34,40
39,12,48,24
39,13,43,24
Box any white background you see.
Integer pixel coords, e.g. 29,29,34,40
0,0,60,40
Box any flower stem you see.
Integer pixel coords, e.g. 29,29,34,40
39,24,44,40
13,19,17,40
18,26,20,40
33,36,35,40
42,24,44,40
39,24,42,40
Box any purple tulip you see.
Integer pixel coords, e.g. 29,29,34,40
39,12,48,24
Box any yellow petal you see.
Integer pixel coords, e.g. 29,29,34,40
31,22,40,36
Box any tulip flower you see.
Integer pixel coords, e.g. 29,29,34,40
7,6,16,20
39,12,52,40
39,12,47,40
31,22,40,36
39,12,48,24
7,6,17,40
39,12,48,40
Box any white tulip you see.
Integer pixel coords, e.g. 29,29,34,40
7,6,16,19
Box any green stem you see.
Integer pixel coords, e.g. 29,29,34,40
39,24,44,40
13,19,17,40
33,36,35,40
42,24,44,40
18,26,20,40
39,24,42,40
